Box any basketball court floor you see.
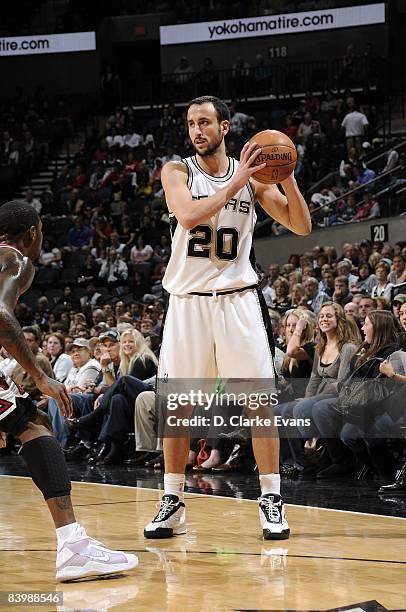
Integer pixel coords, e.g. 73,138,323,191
1,457,405,611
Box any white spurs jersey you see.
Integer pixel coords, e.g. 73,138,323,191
163,155,258,295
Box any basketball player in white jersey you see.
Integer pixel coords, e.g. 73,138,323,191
0,200,138,581
144,96,311,540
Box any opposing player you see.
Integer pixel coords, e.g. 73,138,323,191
144,96,311,540
0,201,138,581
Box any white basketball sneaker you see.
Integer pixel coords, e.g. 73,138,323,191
144,494,187,539
56,525,138,582
259,493,290,540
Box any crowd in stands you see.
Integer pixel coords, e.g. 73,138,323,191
0,87,73,178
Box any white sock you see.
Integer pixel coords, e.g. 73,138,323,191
56,522,80,547
259,473,281,496
164,473,185,501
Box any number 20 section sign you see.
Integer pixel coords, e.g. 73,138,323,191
370,223,388,243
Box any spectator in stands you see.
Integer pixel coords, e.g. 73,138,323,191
46,332,72,383
98,248,128,285
341,103,369,154
228,100,249,139
290,283,305,308
106,126,124,149
8,141,20,167
67,217,92,250
388,253,406,285
380,144,399,174
351,162,376,188
21,189,41,214
392,294,406,320
344,302,359,317
12,327,54,402
63,338,101,393
0,131,14,164
65,189,84,215
353,262,377,294
89,162,106,191
336,259,358,287
271,277,292,314
358,295,376,323
38,239,62,269
80,284,102,309
297,112,313,144
130,234,154,276
353,190,380,222
333,276,353,307
371,261,394,301
302,277,329,313
338,194,357,223
319,268,335,297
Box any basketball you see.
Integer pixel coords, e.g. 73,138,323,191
249,130,297,184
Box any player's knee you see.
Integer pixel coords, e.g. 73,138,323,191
18,421,53,443
23,435,71,500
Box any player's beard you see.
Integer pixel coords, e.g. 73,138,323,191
193,128,223,157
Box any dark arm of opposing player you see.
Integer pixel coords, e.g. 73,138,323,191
253,174,312,236
0,258,47,385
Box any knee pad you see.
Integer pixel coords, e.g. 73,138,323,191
22,435,71,501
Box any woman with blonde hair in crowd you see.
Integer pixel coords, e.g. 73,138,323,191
290,283,304,308
288,271,303,292
292,302,359,477
119,327,158,379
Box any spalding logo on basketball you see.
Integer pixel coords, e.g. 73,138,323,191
249,130,297,184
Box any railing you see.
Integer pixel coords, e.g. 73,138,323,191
122,56,387,107
307,139,406,197
256,162,404,235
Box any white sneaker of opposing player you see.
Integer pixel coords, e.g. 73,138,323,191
259,493,290,540
144,494,187,539
56,525,138,582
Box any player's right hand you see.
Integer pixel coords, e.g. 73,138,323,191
0,432,6,449
36,376,73,417
232,141,266,192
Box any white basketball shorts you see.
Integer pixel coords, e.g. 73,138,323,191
158,287,275,380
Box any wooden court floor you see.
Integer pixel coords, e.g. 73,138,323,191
0,475,405,611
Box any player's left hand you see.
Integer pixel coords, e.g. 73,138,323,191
36,376,73,417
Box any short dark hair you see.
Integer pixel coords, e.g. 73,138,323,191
335,275,349,286
187,96,230,123
0,201,40,239
22,326,41,342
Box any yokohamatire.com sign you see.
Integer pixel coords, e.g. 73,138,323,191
159,4,385,46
